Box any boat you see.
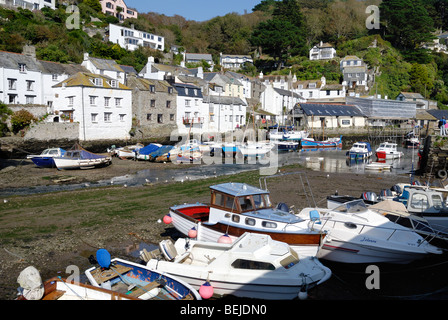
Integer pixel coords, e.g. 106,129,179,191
53,144,112,170
269,129,308,142
301,135,342,149
16,266,140,300
346,142,372,160
365,161,392,171
85,250,201,300
296,200,443,264
116,143,144,159
375,142,404,160
238,141,274,158
273,140,300,152
141,233,331,300
148,145,175,162
135,143,162,160
221,142,240,155
393,185,448,234
27,148,66,168
403,131,420,149
163,182,325,259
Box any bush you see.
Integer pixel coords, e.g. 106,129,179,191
10,109,37,134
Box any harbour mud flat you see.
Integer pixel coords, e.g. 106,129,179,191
1,158,446,301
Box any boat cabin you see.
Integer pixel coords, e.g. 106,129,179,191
208,183,302,226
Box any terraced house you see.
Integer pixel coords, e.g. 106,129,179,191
126,75,177,138
52,72,132,141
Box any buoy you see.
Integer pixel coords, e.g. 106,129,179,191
298,287,308,300
163,214,172,224
96,249,111,269
218,234,232,244
199,281,214,299
188,227,197,238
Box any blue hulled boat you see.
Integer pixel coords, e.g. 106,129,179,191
27,148,66,168
346,142,372,160
301,135,342,148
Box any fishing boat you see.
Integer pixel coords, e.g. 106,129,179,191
375,142,403,160
135,143,162,160
269,129,308,142
163,182,325,259
238,141,274,158
274,140,300,152
148,145,174,161
141,233,331,300
53,144,112,170
346,142,372,160
85,249,201,300
296,200,443,264
16,266,140,300
27,148,66,168
301,135,343,149
221,142,240,155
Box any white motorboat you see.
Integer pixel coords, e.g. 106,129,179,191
270,130,309,141
115,143,144,159
53,144,112,170
365,162,392,171
27,148,66,168
375,142,403,160
141,233,331,300
296,200,443,264
164,182,325,259
346,142,372,159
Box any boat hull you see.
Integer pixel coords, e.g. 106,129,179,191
53,157,111,170
376,151,402,160
31,157,56,168
169,205,323,258
301,136,342,149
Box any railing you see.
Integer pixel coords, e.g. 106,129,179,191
183,117,204,125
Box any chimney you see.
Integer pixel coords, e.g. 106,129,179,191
23,45,36,60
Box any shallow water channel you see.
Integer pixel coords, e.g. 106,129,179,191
0,144,420,197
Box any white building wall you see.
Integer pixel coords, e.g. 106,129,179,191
109,24,165,52
53,86,132,140
0,67,43,105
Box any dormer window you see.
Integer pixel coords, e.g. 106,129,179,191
150,85,155,93
309,83,316,88
109,80,118,88
94,78,103,86
18,63,26,73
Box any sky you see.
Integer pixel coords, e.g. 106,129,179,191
124,0,263,22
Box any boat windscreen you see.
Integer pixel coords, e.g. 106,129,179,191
333,200,368,214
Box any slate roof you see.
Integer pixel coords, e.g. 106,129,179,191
427,109,448,120
299,103,366,117
88,56,123,72
185,53,213,61
173,83,203,98
203,95,247,106
274,88,302,99
0,50,87,75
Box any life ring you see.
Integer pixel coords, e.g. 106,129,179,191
438,169,447,179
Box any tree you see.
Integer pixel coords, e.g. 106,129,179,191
380,0,435,62
10,109,36,134
0,102,12,136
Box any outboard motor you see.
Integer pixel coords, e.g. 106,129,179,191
391,185,402,196
276,202,289,212
361,192,377,203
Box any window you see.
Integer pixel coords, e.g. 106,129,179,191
150,100,155,108
8,94,17,104
232,215,240,223
147,113,152,121
25,96,35,104
91,113,98,123
104,112,112,122
104,97,111,107
231,259,275,270
109,80,118,88
150,85,155,93
166,100,171,108
157,114,163,123
115,98,122,107
94,78,103,86
26,81,34,91
262,221,277,228
68,96,74,106
170,114,175,121
89,96,97,105
239,196,253,211
7,79,17,90
245,218,255,226
119,114,126,122
168,87,173,94
185,99,191,107
410,194,429,211
52,74,58,81
18,63,26,73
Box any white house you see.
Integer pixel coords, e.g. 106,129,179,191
108,23,165,52
0,46,86,108
0,0,55,10
219,53,253,70
309,41,337,61
260,84,305,125
139,56,195,81
173,82,206,136
293,76,346,101
52,72,132,141
81,53,127,84
204,91,246,134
